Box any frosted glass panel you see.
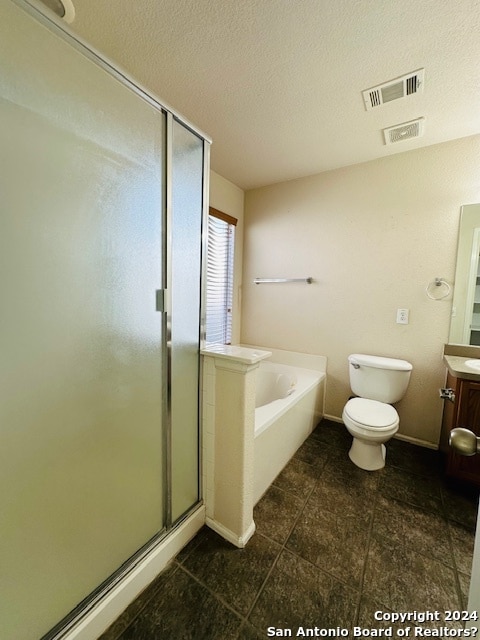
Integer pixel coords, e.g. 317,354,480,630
171,120,204,521
0,3,165,638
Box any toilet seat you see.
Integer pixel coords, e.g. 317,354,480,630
344,397,398,430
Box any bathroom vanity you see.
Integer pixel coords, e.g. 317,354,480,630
442,348,480,486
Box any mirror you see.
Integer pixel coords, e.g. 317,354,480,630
450,204,480,345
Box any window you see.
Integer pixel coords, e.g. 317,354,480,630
205,207,237,344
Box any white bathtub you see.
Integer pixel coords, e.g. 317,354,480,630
254,360,325,504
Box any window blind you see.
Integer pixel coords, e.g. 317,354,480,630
206,208,236,344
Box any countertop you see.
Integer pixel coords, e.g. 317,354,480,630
443,354,480,381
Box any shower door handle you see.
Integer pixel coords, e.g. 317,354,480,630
156,289,166,312
449,428,480,456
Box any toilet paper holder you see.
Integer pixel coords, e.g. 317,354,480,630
439,387,455,403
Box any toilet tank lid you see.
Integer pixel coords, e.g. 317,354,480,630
348,354,413,371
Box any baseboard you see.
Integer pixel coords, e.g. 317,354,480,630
322,413,343,424
321,414,438,450
393,433,438,450
206,517,256,548
62,505,205,640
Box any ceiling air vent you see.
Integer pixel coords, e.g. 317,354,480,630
383,118,425,145
362,69,425,111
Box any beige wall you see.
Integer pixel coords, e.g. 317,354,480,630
241,135,480,447
209,170,245,345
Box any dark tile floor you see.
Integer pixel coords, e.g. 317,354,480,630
99,419,479,640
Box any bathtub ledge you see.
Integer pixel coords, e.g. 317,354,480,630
201,343,271,365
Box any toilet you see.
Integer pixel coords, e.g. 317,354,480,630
342,354,412,471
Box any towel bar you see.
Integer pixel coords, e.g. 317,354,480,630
254,277,313,284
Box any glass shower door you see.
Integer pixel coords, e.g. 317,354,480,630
170,119,205,522
0,2,166,638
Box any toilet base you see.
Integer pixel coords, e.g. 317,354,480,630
348,438,386,471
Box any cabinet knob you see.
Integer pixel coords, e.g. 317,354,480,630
449,428,480,456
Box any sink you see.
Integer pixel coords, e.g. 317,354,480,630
464,359,480,370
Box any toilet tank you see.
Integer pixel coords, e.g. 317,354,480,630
348,354,412,404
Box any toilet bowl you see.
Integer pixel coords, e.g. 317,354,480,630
342,397,399,470
343,354,412,471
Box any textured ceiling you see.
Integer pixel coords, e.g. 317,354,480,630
63,0,480,189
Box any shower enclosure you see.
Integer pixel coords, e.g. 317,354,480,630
0,1,209,638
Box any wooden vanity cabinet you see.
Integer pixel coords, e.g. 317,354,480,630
442,371,480,486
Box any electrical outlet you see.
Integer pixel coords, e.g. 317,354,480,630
396,308,409,324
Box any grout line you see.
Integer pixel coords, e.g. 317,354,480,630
244,440,365,631
100,562,180,640
244,483,317,623
440,488,470,612
177,563,247,622
242,458,328,630
354,476,380,625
